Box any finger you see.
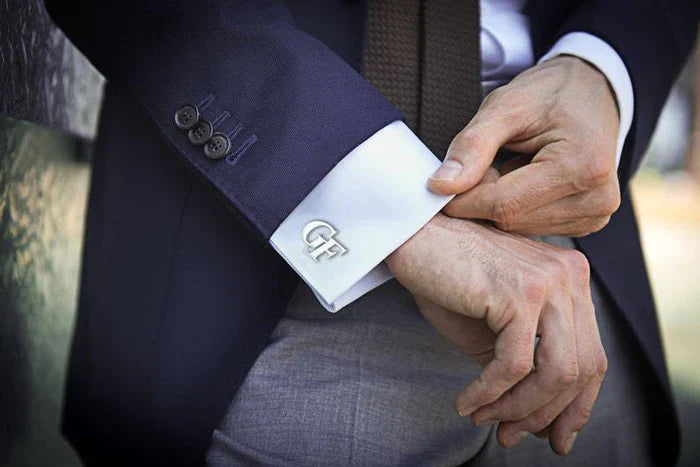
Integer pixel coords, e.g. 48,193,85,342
488,176,621,235
441,143,579,225
496,379,601,454
428,91,530,195
499,250,605,455
548,378,604,455
470,294,578,425
496,383,581,450
502,178,618,224
442,167,497,217
546,270,607,455
455,313,538,417
494,216,611,238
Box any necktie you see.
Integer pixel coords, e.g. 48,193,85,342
363,0,482,158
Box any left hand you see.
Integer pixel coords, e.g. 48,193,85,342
387,214,607,456
428,55,621,237
416,292,598,456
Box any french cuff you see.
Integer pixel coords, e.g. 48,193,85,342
270,121,452,312
538,32,634,169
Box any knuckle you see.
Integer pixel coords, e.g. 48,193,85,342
452,129,487,156
502,88,526,107
573,405,594,425
563,249,590,278
475,372,490,391
492,194,522,226
506,357,534,380
577,360,597,380
532,411,556,430
587,184,621,219
494,219,515,232
589,216,612,234
554,364,580,386
483,86,508,106
443,202,459,218
543,257,570,288
583,152,615,188
572,218,609,237
595,349,609,378
601,185,622,215
610,186,622,211
523,278,549,308
488,304,514,333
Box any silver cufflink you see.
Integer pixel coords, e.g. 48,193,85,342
302,220,347,262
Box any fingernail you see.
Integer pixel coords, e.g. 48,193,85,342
507,431,530,447
563,432,578,454
458,408,472,417
457,404,477,417
473,418,497,427
430,159,462,181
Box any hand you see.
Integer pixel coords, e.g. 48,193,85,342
428,56,621,237
385,214,608,455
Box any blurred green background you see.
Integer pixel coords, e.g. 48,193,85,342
0,1,698,466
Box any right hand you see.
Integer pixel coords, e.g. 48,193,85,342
385,214,607,455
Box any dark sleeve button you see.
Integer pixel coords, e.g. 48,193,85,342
204,133,232,160
174,104,199,130
188,119,214,145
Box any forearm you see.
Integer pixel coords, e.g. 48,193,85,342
44,0,401,238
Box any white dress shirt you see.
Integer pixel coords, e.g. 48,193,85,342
270,0,634,312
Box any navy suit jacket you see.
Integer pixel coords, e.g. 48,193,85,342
44,0,698,465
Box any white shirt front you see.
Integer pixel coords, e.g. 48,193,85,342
270,0,635,312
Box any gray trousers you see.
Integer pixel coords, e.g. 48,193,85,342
207,237,655,466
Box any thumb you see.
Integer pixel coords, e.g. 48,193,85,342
428,106,520,196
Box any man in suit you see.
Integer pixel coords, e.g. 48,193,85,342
43,0,698,465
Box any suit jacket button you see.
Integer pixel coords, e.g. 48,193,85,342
188,120,213,145
204,133,232,160
174,104,199,129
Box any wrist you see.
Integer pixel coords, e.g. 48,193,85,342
387,213,440,273
386,213,458,275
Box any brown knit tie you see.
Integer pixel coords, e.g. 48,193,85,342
363,0,481,158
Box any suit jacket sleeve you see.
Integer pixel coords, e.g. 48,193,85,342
44,0,402,238
531,0,699,191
